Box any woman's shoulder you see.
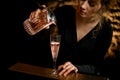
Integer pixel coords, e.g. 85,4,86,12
103,17,112,30
100,17,113,36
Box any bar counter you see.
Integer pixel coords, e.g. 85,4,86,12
8,62,108,80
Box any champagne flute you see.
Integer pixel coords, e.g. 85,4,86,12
50,34,61,77
23,2,57,35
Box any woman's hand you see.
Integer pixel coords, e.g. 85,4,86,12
23,5,55,35
29,5,47,26
58,61,78,77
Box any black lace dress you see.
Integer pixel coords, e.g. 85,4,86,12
54,5,113,76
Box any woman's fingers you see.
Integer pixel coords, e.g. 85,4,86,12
59,64,73,76
41,5,47,10
29,4,47,20
29,8,45,20
58,62,78,77
63,66,75,77
29,11,35,19
35,9,41,18
58,65,64,71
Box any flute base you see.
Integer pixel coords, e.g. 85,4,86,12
51,69,58,78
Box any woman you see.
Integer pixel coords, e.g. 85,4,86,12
23,0,113,78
